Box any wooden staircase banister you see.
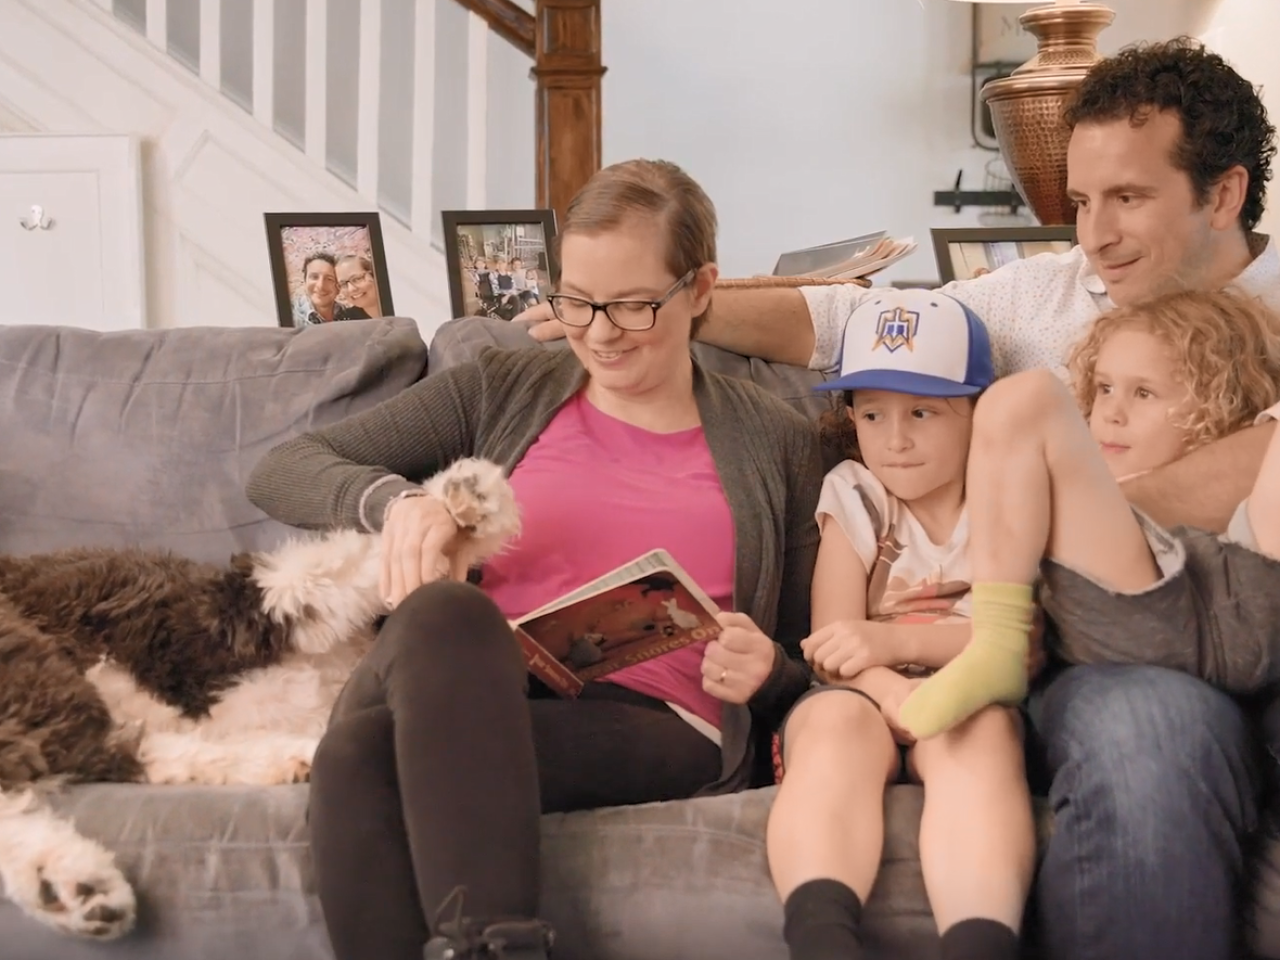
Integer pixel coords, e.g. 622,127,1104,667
450,0,536,59
533,0,604,226
449,0,604,227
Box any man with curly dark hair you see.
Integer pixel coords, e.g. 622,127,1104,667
520,36,1280,960
1063,36,1274,239
990,41,1278,960
851,39,1275,960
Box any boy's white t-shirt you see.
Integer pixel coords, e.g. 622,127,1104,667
816,460,972,625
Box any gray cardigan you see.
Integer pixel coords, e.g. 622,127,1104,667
246,346,822,792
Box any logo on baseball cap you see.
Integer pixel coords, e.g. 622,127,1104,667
814,288,995,398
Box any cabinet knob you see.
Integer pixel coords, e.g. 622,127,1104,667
18,204,53,231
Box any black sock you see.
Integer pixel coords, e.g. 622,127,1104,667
940,918,1019,960
782,878,864,960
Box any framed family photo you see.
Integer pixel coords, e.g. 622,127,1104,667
931,226,1077,284
442,209,557,321
264,211,394,327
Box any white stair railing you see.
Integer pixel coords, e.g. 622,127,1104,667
103,0,533,247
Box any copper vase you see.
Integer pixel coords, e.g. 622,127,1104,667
981,2,1116,226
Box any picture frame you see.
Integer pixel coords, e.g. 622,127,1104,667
442,209,558,321
931,226,1077,285
263,211,394,327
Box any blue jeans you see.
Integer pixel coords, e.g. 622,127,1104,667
1028,664,1263,960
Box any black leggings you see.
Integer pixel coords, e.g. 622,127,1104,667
308,580,723,960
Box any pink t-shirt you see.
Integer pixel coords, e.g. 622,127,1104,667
482,391,734,729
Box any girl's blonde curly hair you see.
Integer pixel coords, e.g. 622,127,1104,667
1067,287,1280,451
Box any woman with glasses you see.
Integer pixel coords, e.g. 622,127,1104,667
246,158,823,960
335,254,383,319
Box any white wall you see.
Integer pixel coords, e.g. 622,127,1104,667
2,0,1266,333
1198,0,1280,238
600,0,1222,285
496,0,1274,283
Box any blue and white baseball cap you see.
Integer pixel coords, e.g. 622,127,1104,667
814,288,995,398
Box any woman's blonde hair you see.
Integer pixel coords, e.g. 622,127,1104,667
1067,288,1280,450
557,159,716,337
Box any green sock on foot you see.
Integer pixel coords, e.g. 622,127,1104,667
898,582,1034,739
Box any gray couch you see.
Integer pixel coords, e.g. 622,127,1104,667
0,314,1277,960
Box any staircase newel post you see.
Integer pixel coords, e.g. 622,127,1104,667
531,0,604,232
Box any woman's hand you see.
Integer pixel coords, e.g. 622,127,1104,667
800,619,900,680
511,300,567,342
380,494,466,608
700,612,777,704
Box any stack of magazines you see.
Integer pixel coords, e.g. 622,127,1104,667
772,231,917,280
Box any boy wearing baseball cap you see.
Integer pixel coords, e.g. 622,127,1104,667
767,289,1034,960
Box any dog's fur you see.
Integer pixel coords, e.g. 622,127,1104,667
0,458,519,940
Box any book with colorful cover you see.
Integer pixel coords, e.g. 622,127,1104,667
510,549,723,698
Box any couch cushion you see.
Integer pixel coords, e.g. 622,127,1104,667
0,319,428,563
539,785,935,960
429,317,835,420
4,784,326,960
0,784,936,960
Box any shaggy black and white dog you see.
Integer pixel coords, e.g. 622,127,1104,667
0,458,519,941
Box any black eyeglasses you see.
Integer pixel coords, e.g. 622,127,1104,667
547,269,698,331
338,271,372,291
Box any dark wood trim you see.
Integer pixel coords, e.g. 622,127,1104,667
451,0,535,58
532,0,604,222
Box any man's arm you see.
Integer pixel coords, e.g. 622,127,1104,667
695,286,815,366
1122,419,1276,531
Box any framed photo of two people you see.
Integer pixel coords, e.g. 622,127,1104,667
442,209,558,322
264,212,395,327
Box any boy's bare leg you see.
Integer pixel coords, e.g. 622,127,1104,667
900,369,1158,738
768,689,898,959
911,706,1033,956
1245,420,1280,558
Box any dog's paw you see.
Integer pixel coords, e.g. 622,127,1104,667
140,732,316,786
277,753,313,784
5,837,136,939
226,735,316,785
423,458,520,542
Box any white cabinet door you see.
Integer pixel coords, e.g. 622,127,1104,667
0,134,145,330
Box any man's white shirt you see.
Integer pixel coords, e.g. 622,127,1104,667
802,238,1280,384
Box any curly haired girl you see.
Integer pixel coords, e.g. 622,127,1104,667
897,287,1280,738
